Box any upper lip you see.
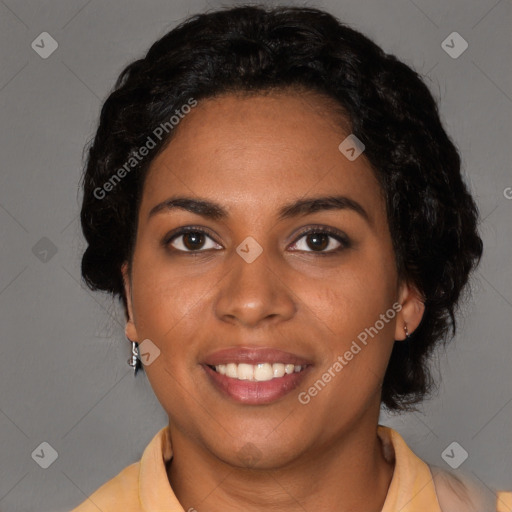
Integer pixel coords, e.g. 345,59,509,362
203,347,313,366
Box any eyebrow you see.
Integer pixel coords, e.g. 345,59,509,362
148,194,370,224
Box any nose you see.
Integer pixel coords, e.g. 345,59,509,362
214,246,297,329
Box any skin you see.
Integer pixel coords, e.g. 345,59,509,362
121,90,425,512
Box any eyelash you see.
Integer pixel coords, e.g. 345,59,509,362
162,225,351,256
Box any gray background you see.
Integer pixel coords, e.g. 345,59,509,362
0,0,510,511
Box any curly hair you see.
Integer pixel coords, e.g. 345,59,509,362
80,5,483,411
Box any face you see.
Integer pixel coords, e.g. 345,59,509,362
122,90,424,469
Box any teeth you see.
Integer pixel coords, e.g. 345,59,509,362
226,363,237,378
213,362,304,381
254,363,273,381
273,363,285,378
237,363,253,380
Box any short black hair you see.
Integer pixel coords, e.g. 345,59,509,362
80,5,483,411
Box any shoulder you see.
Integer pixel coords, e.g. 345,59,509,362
429,465,496,512
69,462,140,512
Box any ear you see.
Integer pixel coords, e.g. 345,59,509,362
121,261,139,342
394,281,425,341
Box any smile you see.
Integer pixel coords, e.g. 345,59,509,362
209,362,305,381
202,347,313,404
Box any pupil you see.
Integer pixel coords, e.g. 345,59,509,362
184,232,204,250
307,233,328,251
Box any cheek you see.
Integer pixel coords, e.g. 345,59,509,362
298,247,397,401
131,252,216,343
130,261,213,417
303,257,397,342
307,283,397,386
300,282,396,423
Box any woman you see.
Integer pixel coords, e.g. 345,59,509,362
72,5,496,511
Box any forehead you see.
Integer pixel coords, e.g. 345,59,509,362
140,91,384,222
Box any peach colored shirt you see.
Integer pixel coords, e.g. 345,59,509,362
69,425,497,511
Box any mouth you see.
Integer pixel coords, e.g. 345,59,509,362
202,347,312,405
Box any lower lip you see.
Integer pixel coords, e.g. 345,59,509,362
203,364,311,405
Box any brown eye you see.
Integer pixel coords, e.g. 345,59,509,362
304,232,330,251
289,227,350,254
166,228,222,252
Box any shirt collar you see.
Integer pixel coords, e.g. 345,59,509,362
139,425,183,511
138,424,441,512
378,425,441,512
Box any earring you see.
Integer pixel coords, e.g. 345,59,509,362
127,340,141,375
404,324,411,339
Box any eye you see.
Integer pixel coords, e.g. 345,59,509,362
164,227,222,253
163,225,351,255
288,226,350,254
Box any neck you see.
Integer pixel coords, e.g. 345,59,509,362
166,412,394,512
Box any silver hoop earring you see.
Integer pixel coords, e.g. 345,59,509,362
127,340,141,375
404,324,411,339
